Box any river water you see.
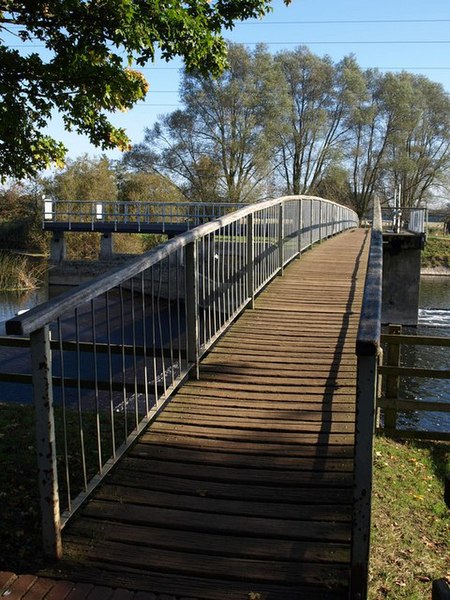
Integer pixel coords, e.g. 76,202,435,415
0,276,449,434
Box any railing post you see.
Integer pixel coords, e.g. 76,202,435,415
310,199,314,248
350,350,379,600
384,324,401,433
30,326,62,560
297,198,303,258
186,240,200,379
278,202,285,276
247,213,255,308
319,200,323,242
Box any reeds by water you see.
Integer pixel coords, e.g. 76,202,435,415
0,251,46,291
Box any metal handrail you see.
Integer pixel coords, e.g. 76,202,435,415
350,197,383,600
6,194,358,559
381,206,427,235
43,199,246,231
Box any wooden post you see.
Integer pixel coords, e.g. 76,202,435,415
309,199,314,248
350,351,379,600
246,213,255,308
384,324,402,432
185,240,199,379
278,202,285,276
30,326,62,559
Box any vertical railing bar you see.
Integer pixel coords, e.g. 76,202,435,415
157,260,167,396
91,299,102,473
140,271,150,416
167,255,175,386
207,234,212,340
247,213,254,308
74,308,88,492
150,266,159,405
130,278,139,429
186,240,199,378
57,317,71,514
201,236,207,346
212,230,218,336
105,291,116,458
175,249,182,378
119,285,128,440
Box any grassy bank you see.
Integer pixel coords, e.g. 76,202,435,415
422,236,450,269
370,436,449,599
0,402,448,596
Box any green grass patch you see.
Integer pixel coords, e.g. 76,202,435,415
422,236,450,269
370,436,449,599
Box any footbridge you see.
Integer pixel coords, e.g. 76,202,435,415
5,196,385,599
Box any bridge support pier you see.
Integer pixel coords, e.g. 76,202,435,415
100,233,114,259
50,231,66,263
382,233,424,326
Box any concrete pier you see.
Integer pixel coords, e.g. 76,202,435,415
382,233,424,326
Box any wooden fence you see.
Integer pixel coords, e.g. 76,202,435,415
378,325,450,441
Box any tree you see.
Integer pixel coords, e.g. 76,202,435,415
118,171,185,203
45,154,117,203
0,0,290,180
346,69,392,218
125,44,284,203
382,73,450,207
273,50,366,196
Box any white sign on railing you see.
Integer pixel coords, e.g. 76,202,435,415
96,203,103,220
44,200,53,220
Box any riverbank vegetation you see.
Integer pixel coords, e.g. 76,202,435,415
0,252,46,291
0,401,448,597
369,436,449,600
422,236,450,269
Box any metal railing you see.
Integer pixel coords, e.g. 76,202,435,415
350,198,383,600
381,207,427,234
6,195,358,559
43,199,245,232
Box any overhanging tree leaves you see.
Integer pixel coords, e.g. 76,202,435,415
0,0,290,180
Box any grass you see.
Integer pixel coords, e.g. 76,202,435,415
0,403,448,596
422,236,450,269
0,251,47,291
370,436,449,599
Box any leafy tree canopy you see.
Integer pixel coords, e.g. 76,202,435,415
0,0,290,180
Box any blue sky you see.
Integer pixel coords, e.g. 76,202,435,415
33,0,450,160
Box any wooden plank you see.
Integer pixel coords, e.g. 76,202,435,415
380,365,450,379
94,484,352,521
80,540,350,586
149,421,356,445
109,469,353,504
381,333,450,346
119,456,353,486
80,501,351,542
129,443,354,471
66,519,351,563
139,431,354,458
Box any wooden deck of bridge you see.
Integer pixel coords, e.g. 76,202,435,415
43,228,370,600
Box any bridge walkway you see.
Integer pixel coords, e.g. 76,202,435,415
47,228,370,600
